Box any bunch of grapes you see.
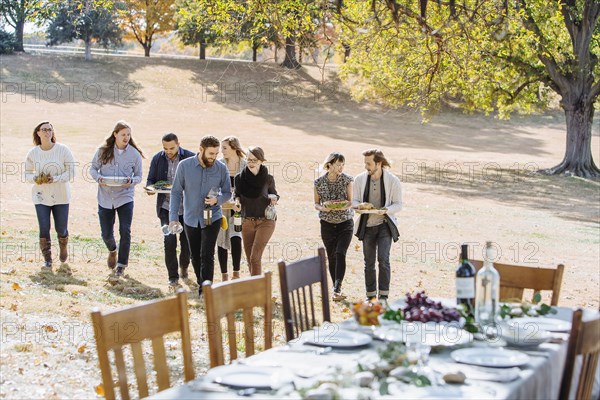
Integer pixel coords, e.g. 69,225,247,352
402,291,461,323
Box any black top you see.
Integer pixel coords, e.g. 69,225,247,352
234,165,279,218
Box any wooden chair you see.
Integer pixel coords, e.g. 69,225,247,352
472,260,564,305
91,290,194,400
278,247,331,342
203,271,273,368
559,308,600,400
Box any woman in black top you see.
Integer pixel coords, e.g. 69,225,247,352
234,147,278,276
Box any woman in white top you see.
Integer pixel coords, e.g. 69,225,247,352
24,122,76,271
216,136,247,281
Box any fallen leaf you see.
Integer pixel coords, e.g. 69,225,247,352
43,325,57,333
78,344,86,353
9,304,17,311
17,257,23,261
11,282,22,291
95,384,105,396
18,368,23,375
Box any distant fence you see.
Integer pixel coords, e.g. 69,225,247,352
22,44,254,63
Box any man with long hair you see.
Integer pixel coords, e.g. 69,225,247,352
352,149,402,301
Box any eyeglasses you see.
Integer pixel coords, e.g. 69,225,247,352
39,128,53,133
247,158,259,163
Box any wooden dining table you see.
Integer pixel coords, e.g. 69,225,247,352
148,305,597,399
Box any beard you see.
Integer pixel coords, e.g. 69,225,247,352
202,153,215,167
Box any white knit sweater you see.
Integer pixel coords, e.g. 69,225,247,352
24,143,76,205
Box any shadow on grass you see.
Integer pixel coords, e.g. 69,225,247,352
29,263,88,291
105,273,163,300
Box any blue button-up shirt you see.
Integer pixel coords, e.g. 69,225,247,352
90,145,143,209
169,155,231,228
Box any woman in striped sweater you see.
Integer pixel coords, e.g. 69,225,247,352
25,121,76,271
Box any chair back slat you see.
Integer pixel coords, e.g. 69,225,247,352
560,308,600,400
226,313,237,361
204,272,273,368
278,247,331,342
472,260,564,305
91,290,194,400
113,347,130,400
243,308,256,356
151,336,170,391
130,341,148,398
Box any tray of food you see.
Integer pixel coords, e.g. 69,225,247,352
323,200,351,210
144,180,172,193
101,175,131,187
355,202,386,214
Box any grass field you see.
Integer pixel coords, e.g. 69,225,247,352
0,52,599,398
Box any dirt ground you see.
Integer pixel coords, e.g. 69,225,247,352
0,53,599,399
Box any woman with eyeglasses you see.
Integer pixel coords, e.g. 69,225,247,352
216,136,247,281
25,122,76,271
314,152,354,301
233,147,279,276
90,121,144,278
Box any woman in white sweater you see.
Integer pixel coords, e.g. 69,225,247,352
25,122,76,270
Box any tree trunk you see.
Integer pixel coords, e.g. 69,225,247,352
199,42,206,60
281,37,300,69
15,20,25,52
545,100,599,178
343,42,351,62
274,45,278,63
299,45,303,63
252,44,258,62
144,44,151,57
84,38,92,61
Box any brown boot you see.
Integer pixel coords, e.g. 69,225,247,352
222,273,229,282
58,236,68,263
107,250,117,270
232,271,240,280
39,238,52,270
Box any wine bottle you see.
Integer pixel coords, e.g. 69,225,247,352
203,202,212,226
456,244,476,311
475,241,500,328
233,211,242,232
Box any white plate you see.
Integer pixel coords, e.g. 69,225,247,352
100,175,130,185
507,317,572,332
144,186,171,194
451,347,530,367
338,319,377,335
355,209,385,214
206,364,293,389
374,322,473,347
498,322,552,346
302,327,372,348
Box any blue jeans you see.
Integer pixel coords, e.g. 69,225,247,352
35,204,69,239
362,224,392,298
98,202,134,266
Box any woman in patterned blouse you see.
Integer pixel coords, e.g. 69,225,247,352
313,152,354,301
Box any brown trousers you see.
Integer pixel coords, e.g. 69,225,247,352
241,218,276,276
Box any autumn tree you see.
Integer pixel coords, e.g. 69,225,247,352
339,0,600,177
175,0,219,59
46,1,121,61
118,0,176,57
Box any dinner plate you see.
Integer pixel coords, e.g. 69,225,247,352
507,317,572,332
100,175,130,185
451,347,530,367
374,323,473,347
302,327,372,348
498,322,551,346
355,209,385,214
144,186,171,194
338,319,377,334
206,364,293,389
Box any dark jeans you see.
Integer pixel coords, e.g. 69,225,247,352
35,204,69,239
320,219,353,293
184,219,221,292
218,236,242,274
98,202,134,266
362,224,392,298
159,208,190,281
